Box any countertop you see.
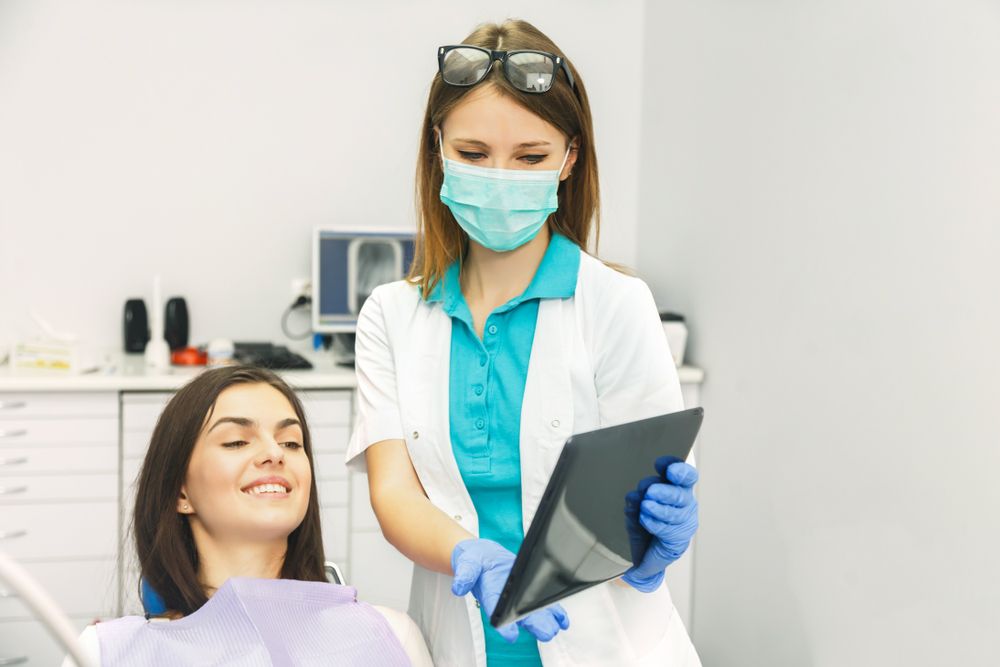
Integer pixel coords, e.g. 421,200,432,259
0,351,705,393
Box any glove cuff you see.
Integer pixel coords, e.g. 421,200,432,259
622,569,666,593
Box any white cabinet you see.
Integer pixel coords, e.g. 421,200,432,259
0,391,119,667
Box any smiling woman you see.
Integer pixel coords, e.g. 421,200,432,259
60,365,432,666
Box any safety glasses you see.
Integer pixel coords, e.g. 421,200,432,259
437,45,579,100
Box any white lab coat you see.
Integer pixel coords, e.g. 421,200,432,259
346,250,701,667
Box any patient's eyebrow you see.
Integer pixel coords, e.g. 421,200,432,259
207,416,302,433
208,416,254,433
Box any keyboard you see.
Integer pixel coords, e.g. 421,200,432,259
233,343,313,370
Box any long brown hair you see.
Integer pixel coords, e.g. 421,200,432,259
132,365,326,616
410,19,602,296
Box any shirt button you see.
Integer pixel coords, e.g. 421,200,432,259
473,384,484,396
475,418,485,430
479,356,487,367
487,324,498,335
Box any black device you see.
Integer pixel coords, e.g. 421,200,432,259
233,342,313,370
123,299,150,353
490,407,704,628
164,297,189,351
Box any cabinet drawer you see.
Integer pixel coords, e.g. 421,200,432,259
0,392,117,419
0,445,117,475
317,479,348,508
0,559,117,619
0,474,119,504
298,390,351,426
121,392,172,433
314,453,348,481
320,506,348,563
0,616,94,667
0,418,118,446
0,502,117,560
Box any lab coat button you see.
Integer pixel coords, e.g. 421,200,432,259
412,431,419,440
551,419,560,428
454,514,462,522
475,600,481,608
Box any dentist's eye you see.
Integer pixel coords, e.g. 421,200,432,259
520,154,548,164
282,442,303,450
223,440,248,449
458,150,486,161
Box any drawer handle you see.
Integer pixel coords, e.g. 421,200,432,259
0,429,27,439
0,400,27,410
0,657,28,666
0,529,27,540
0,486,27,496
0,457,27,467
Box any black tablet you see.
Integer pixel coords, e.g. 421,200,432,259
490,407,704,628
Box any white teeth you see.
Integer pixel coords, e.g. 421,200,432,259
244,483,288,495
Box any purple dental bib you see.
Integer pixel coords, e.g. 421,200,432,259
95,577,412,666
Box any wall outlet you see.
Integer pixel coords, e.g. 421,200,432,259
291,278,312,300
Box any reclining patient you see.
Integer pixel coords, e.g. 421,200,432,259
64,365,431,666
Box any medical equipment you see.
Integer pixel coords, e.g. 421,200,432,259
621,461,699,592
0,549,96,667
311,227,415,334
451,539,569,643
490,407,703,628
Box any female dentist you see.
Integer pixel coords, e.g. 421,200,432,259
346,19,701,667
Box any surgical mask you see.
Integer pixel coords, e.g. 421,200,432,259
438,129,571,252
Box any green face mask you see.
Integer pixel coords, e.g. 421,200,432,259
438,129,571,252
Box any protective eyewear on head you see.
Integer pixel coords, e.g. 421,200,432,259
437,45,579,101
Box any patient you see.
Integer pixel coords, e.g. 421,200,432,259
63,365,431,666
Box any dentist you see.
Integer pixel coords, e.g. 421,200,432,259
346,19,701,667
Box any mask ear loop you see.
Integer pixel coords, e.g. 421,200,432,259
557,141,573,177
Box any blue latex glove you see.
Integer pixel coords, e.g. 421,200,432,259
622,460,699,592
451,538,570,643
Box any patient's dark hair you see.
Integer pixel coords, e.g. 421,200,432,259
133,365,326,616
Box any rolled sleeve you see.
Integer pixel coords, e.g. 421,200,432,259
346,286,405,473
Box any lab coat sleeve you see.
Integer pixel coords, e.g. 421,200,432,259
345,286,406,473
592,275,685,426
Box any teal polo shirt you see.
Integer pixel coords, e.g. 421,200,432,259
425,233,581,666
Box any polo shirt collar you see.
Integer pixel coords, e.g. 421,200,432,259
424,232,580,317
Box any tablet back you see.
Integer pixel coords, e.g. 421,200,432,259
490,407,704,628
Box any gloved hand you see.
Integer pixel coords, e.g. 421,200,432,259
622,460,699,593
451,538,570,643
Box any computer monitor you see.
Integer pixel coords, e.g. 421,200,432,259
311,227,416,333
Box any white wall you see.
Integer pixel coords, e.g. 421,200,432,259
638,1,1000,665
0,0,643,350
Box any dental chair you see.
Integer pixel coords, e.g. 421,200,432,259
140,561,346,615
